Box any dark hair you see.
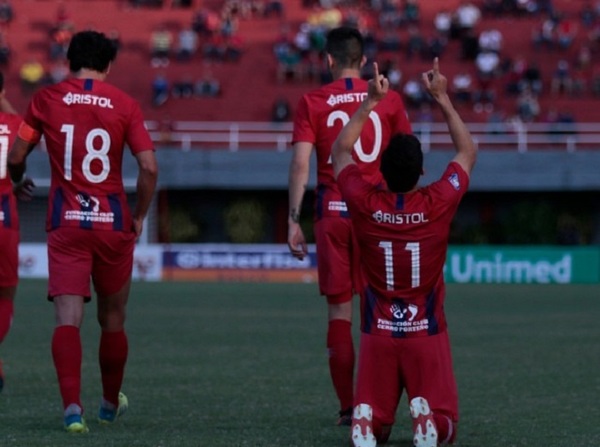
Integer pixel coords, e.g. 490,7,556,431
0,72,4,91
67,31,117,73
325,26,364,69
380,134,423,193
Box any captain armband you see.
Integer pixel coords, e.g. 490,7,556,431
17,121,42,144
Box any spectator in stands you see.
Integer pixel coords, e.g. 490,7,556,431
271,96,291,122
474,51,499,112
192,8,219,36
294,23,312,58
263,1,284,18
377,0,404,29
478,28,503,54
402,76,428,109
551,59,573,94
516,88,540,122
378,28,401,52
49,16,74,61
0,30,10,66
172,74,194,98
0,0,13,28
460,28,479,60
434,9,452,37
220,9,239,38
151,72,169,106
47,58,69,84
522,60,543,95
405,25,426,60
404,0,420,23
532,14,557,50
150,24,173,68
195,64,221,97
428,32,447,59
556,16,578,50
505,55,528,95
452,1,481,39
319,5,343,30
475,50,500,80
176,26,198,62
452,70,474,104
380,58,402,91
580,1,597,28
19,58,45,93
482,0,504,16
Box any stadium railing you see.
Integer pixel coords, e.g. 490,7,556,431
143,121,600,152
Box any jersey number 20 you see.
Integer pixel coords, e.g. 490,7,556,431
327,110,382,162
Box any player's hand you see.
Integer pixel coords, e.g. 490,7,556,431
13,177,35,201
287,222,308,260
421,57,448,100
366,62,389,105
132,217,144,239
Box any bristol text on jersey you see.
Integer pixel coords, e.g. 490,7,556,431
326,92,368,107
372,210,429,225
62,92,114,109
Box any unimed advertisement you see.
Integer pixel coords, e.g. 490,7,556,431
445,246,600,284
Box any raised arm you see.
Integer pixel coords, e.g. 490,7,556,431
287,141,312,260
331,62,388,179
422,58,477,176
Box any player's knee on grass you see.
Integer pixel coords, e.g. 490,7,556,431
433,413,457,444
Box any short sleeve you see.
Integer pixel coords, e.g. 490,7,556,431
389,92,412,135
426,161,470,220
126,101,154,154
291,95,315,145
337,164,373,212
22,93,44,134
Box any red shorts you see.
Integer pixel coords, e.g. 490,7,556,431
47,227,136,301
0,228,18,287
354,330,459,427
314,217,363,303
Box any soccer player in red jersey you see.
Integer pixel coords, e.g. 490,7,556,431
8,31,158,432
0,73,29,393
331,58,477,447
288,26,412,425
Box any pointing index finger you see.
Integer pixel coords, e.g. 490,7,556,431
433,57,439,74
373,61,379,79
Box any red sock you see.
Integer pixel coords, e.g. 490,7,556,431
99,330,128,406
0,298,14,344
327,319,355,411
52,325,82,411
434,413,457,444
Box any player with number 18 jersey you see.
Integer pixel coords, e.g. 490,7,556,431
20,78,153,233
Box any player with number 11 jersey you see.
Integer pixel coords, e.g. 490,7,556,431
20,77,152,232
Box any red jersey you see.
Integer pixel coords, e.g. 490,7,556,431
22,78,153,232
337,162,469,338
292,77,412,220
0,112,23,231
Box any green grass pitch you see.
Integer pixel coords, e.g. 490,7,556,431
1,280,599,446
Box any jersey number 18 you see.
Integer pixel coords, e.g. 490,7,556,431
61,124,111,183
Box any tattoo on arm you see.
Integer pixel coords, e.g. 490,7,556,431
290,208,300,223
